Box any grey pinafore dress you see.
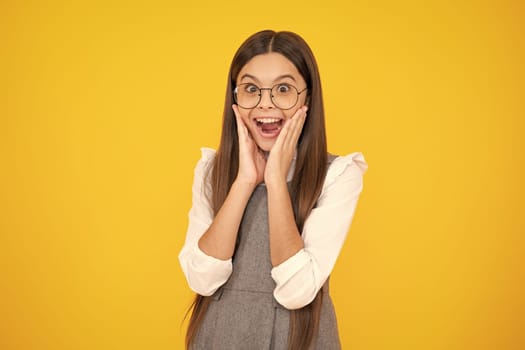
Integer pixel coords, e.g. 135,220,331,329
192,157,341,349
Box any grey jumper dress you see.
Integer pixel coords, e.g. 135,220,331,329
192,157,342,350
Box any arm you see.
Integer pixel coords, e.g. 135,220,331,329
178,148,233,296
197,179,256,260
271,153,367,309
264,107,308,266
178,149,262,295
266,179,304,266
198,105,267,260
179,106,266,295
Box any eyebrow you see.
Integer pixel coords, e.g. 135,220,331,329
239,73,297,84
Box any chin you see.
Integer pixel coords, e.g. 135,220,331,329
257,140,275,152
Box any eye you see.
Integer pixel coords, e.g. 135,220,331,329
243,84,259,94
276,84,292,94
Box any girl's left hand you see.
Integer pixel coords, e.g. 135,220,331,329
264,106,308,185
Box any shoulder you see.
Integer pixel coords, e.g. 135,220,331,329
316,152,368,206
191,148,216,190
311,152,368,207
324,152,368,188
199,147,216,163
194,147,216,172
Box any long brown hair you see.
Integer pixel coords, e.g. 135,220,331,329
185,30,328,350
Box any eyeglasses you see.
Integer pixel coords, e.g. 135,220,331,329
234,83,307,110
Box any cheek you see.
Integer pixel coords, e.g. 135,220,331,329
284,106,301,119
287,97,308,118
294,92,308,109
238,109,252,123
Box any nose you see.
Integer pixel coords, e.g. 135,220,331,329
258,88,275,109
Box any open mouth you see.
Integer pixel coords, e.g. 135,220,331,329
254,117,283,137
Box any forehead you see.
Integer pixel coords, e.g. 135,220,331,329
237,52,305,84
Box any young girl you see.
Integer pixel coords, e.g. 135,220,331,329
179,30,367,349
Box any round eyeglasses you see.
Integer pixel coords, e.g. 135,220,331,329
234,83,308,110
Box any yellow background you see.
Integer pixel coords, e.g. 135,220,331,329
1,1,524,349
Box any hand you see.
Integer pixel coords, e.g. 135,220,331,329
232,104,266,187
264,106,308,186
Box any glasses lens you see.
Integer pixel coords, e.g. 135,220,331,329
234,83,301,109
271,84,298,110
235,84,260,109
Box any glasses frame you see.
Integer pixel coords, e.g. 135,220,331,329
233,83,308,110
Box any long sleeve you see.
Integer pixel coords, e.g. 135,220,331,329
178,148,233,296
271,152,368,309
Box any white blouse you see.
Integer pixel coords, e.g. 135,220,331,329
179,148,368,310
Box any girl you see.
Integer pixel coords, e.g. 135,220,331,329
179,30,367,349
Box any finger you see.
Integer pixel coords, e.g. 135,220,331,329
232,104,241,119
274,124,288,151
234,114,245,140
233,105,249,140
285,106,307,149
290,104,307,121
232,104,243,130
274,112,298,151
271,105,307,154
291,107,307,140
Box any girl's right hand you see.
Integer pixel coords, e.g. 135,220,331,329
232,104,266,187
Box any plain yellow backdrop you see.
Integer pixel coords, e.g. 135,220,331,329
1,1,524,349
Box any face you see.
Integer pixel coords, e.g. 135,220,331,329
235,52,308,152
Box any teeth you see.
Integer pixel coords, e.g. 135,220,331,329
256,118,280,124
